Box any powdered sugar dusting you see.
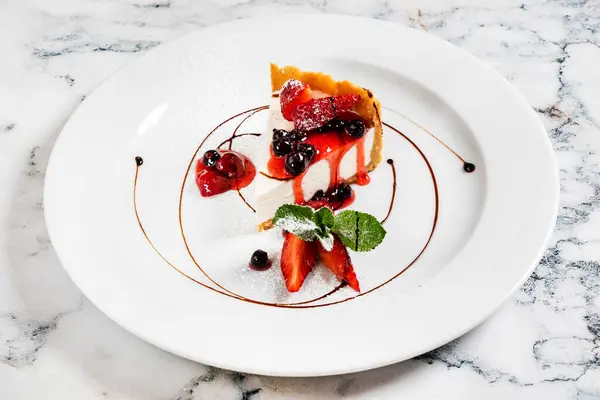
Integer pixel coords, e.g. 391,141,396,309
274,215,318,241
293,98,334,132
318,233,334,252
281,78,305,93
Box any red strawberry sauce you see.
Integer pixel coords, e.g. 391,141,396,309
195,150,256,197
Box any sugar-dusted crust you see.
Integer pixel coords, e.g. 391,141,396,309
258,64,384,231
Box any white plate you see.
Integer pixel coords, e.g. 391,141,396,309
44,15,558,377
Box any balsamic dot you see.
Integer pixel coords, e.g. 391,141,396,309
463,162,475,173
135,156,144,166
387,159,394,165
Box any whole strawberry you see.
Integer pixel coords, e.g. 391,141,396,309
280,79,312,121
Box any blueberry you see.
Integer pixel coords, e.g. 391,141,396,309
249,250,271,271
345,120,366,138
311,190,326,201
285,152,309,176
288,130,306,142
294,142,315,162
273,138,293,157
272,129,287,141
202,150,221,167
323,119,346,132
332,182,353,201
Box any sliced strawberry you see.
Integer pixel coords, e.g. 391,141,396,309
281,233,317,292
333,94,361,112
280,79,312,121
317,234,360,292
292,94,360,132
195,169,232,197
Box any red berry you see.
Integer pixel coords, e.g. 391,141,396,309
317,234,360,292
216,152,245,179
292,94,360,132
280,79,312,121
196,169,232,197
280,233,317,292
333,94,361,112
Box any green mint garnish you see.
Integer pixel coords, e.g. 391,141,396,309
314,207,334,233
332,210,387,252
273,204,335,250
273,204,321,242
272,204,386,252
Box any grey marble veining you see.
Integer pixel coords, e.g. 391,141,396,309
1,0,599,398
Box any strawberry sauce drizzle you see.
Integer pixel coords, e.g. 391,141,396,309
292,176,305,204
355,138,370,186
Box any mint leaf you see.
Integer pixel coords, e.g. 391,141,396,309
332,210,386,252
273,204,315,223
273,204,319,241
313,207,334,235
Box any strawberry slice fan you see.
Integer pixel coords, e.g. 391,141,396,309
280,232,361,293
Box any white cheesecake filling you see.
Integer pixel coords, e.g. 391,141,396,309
254,95,374,224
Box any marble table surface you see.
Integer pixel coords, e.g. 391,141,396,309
1,0,599,398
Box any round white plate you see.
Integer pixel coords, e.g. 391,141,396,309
44,14,558,376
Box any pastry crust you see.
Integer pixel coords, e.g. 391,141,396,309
258,64,384,231
258,218,274,231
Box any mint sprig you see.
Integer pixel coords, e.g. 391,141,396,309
272,204,386,252
273,204,335,250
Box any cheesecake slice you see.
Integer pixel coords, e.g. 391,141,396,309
255,64,383,230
